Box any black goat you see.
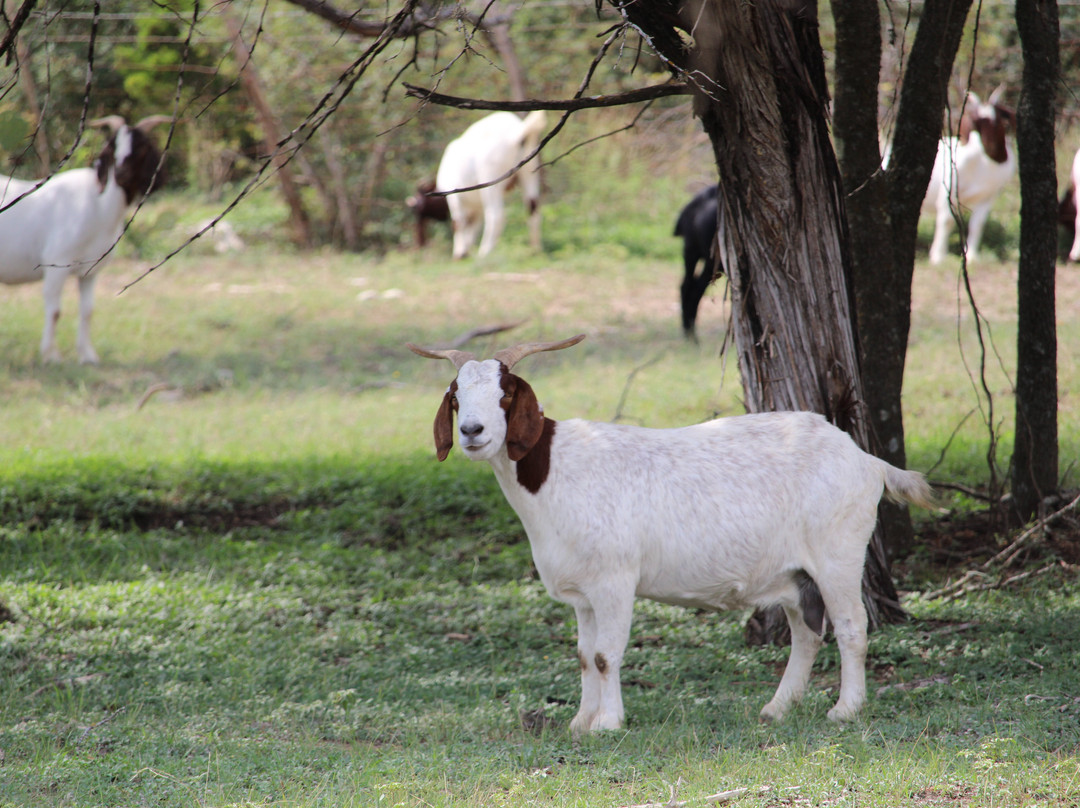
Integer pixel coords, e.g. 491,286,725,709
673,185,723,341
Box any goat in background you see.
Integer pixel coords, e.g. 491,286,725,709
409,335,933,734
0,115,170,363
673,184,723,341
435,111,546,259
921,88,1016,265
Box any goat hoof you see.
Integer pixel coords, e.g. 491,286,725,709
826,704,861,723
758,704,784,723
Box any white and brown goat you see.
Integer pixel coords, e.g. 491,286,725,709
0,115,170,363
409,335,933,733
922,89,1016,265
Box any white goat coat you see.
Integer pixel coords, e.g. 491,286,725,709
0,169,128,284
436,111,545,259
488,413,882,615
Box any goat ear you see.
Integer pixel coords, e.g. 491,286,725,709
505,374,545,461
434,389,455,461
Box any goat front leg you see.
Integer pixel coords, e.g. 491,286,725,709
76,271,100,364
928,201,956,265
569,590,633,735
39,268,67,363
962,203,993,264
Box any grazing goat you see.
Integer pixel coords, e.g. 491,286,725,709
435,111,546,259
673,185,723,341
1062,147,1080,262
922,89,1016,265
406,179,450,248
0,115,170,363
409,335,933,734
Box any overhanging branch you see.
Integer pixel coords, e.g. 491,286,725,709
403,81,690,111
282,0,461,38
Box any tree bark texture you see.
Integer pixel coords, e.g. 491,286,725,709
1012,0,1060,521
611,0,904,639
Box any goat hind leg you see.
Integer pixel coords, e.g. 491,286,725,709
817,579,868,722
760,604,823,722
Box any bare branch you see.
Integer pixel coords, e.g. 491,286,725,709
0,0,37,64
403,81,690,112
281,0,461,38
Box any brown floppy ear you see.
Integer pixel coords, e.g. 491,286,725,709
504,374,545,461
434,383,456,461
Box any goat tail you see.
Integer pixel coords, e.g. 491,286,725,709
881,463,935,509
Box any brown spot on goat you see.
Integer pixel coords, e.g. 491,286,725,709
594,653,608,674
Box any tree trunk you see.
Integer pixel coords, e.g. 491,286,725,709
830,0,917,558
833,0,973,559
612,0,904,640
1012,0,1060,521
224,13,313,248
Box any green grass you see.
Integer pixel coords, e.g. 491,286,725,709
2,144,1080,804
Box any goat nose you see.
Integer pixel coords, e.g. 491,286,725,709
460,422,484,437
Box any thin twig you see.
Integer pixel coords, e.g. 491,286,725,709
923,491,1080,602
612,352,667,423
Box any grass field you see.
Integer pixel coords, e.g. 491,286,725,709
1,166,1079,806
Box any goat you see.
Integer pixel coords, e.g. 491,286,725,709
405,179,450,248
922,88,1016,265
435,110,546,259
1062,147,1080,262
408,335,933,734
0,114,170,363
673,185,723,341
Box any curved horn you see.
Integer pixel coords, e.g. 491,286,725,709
492,334,585,371
89,115,126,135
407,344,476,370
134,114,174,133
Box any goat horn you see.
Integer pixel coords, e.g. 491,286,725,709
492,334,586,371
89,115,127,134
134,114,174,133
407,344,477,370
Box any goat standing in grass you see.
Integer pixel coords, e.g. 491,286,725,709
0,115,170,363
409,335,933,734
921,89,1016,265
435,111,546,259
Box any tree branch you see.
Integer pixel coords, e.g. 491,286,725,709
282,0,502,39
403,81,690,111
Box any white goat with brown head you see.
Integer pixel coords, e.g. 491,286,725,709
409,335,933,734
922,88,1016,265
0,114,170,363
